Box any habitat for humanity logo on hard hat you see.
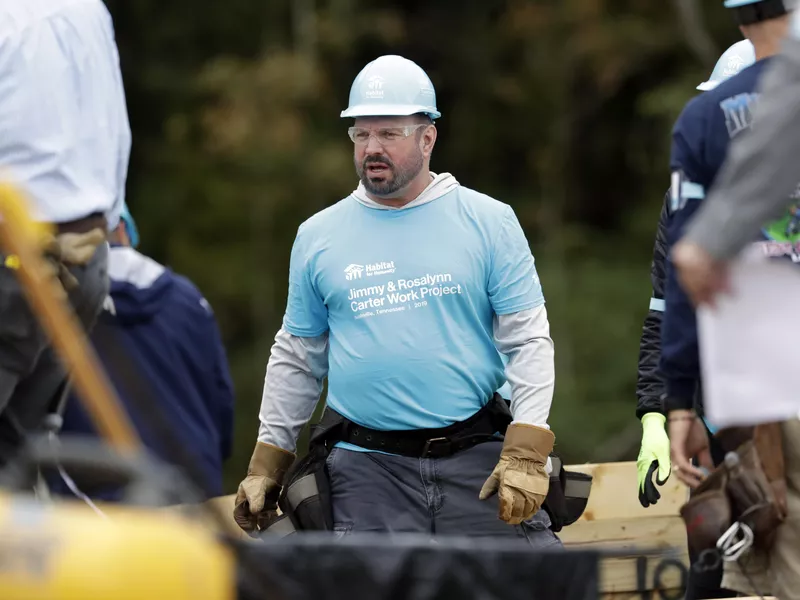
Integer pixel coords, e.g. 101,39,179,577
696,40,755,91
366,76,385,99
340,55,441,120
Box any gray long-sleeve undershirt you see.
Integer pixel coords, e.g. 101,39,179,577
684,37,800,260
257,305,556,452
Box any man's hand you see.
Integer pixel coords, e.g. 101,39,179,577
637,413,671,507
233,442,295,535
479,423,553,525
668,410,713,489
672,240,731,307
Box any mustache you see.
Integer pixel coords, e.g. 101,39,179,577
363,155,394,169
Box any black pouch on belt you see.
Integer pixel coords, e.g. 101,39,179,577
273,410,346,533
542,455,593,532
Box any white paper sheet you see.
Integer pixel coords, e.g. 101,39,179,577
698,249,800,429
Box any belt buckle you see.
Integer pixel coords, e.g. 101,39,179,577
421,437,450,458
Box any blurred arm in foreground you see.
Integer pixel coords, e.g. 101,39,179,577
0,0,131,465
674,13,800,307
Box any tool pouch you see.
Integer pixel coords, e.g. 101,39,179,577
680,422,786,555
273,413,345,533
680,465,732,556
543,455,593,532
725,436,784,551
277,442,334,532
753,422,788,520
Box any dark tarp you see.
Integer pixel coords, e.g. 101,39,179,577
236,532,599,600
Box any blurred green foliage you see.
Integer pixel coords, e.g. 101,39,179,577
103,0,746,492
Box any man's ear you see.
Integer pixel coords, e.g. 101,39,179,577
421,125,437,157
110,223,130,247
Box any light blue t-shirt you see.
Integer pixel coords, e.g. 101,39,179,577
283,185,544,437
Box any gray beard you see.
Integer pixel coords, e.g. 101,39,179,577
357,153,424,197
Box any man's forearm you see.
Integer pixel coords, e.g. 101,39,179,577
684,38,800,260
494,305,555,427
257,328,329,452
637,192,670,418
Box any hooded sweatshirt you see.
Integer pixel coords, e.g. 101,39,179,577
54,246,235,501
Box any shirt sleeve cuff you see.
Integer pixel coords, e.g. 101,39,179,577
664,378,696,412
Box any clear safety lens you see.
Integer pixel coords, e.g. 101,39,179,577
347,124,427,145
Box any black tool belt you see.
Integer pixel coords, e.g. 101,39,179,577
269,394,592,536
314,392,512,459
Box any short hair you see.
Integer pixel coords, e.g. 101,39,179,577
733,0,788,25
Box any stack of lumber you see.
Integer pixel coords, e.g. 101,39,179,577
559,461,690,599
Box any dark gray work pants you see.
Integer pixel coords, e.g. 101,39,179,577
326,439,563,549
0,242,109,462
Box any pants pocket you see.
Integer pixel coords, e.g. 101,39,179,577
325,447,339,479
516,510,563,550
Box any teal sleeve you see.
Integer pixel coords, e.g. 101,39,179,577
488,207,545,315
282,230,329,337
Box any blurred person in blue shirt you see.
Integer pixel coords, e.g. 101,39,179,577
51,205,235,501
661,0,794,488
0,0,131,464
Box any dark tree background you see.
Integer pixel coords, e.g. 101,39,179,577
101,0,743,492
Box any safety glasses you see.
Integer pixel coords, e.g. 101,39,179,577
347,124,428,146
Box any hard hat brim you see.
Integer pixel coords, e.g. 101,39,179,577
696,80,719,91
340,103,441,119
723,0,765,7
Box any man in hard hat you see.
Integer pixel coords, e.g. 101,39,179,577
672,9,800,306
660,1,796,597
667,6,800,599
635,38,755,600
636,38,756,510
50,204,235,503
234,55,559,545
662,0,793,488
0,0,131,463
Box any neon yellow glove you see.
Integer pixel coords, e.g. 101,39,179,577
637,412,671,507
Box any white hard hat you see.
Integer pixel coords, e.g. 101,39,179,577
697,39,756,91
340,55,441,120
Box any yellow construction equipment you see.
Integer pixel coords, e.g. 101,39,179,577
0,185,237,599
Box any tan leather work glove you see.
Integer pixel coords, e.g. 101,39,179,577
233,442,295,535
42,228,107,292
4,228,106,299
479,423,555,525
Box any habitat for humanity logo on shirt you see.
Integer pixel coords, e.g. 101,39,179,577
343,261,396,281
344,260,464,320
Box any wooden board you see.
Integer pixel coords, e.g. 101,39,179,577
559,515,686,551
567,461,688,522
163,494,250,541
559,461,691,598
598,552,689,595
